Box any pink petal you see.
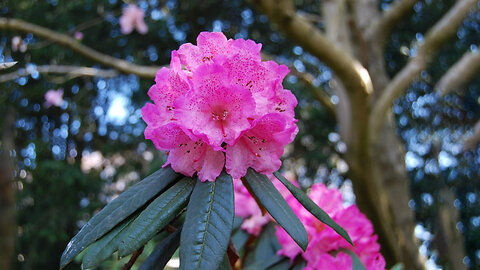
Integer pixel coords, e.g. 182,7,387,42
174,63,256,146
177,32,229,71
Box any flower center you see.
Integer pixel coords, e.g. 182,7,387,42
211,109,229,137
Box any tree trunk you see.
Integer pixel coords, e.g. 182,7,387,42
0,107,16,270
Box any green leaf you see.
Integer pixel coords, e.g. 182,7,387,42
138,228,182,270
218,254,232,270
81,216,135,269
179,172,234,270
242,169,308,251
243,224,283,270
60,167,179,268
232,229,249,253
118,177,194,257
273,171,353,245
341,249,366,270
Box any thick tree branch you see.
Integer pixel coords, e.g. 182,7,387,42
368,0,418,46
0,17,160,79
0,65,118,83
436,48,480,96
370,0,478,136
252,0,373,95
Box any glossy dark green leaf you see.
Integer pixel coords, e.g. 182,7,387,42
138,228,182,270
232,229,249,253
60,167,179,268
242,169,308,251
218,254,232,270
274,171,353,245
118,177,194,257
243,224,283,270
179,172,234,270
81,216,135,269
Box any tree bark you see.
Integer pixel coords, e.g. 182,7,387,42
0,107,16,270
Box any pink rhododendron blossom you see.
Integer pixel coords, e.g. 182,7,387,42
12,36,27,52
142,32,297,182
44,89,65,108
74,31,84,40
275,183,386,270
119,4,148,35
233,179,269,236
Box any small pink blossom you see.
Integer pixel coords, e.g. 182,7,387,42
74,32,84,40
44,89,65,108
142,32,297,182
12,36,27,52
275,183,386,270
119,4,148,35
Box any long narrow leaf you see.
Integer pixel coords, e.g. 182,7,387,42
180,172,234,270
242,169,308,251
81,216,136,269
138,228,182,270
274,171,353,245
118,177,194,257
60,167,179,268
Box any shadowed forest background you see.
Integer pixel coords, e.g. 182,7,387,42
1,0,480,269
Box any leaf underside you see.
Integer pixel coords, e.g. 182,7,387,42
242,168,308,251
274,171,353,245
180,172,235,270
60,167,179,268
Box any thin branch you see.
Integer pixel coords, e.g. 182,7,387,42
0,17,160,79
463,120,480,151
436,48,480,96
0,65,118,83
370,0,478,136
120,246,144,270
0,62,17,70
252,0,373,96
368,0,418,46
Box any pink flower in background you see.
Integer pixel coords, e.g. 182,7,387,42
12,36,27,52
142,32,297,182
119,4,148,35
44,89,65,108
233,179,269,236
74,31,84,40
275,183,386,270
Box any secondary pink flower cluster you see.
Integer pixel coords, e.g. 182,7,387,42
234,179,270,236
44,89,65,108
142,32,298,181
119,4,148,35
276,183,386,270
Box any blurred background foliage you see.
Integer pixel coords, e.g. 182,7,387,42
0,0,479,269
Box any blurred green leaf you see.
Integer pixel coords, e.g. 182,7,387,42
138,228,182,270
274,171,353,245
60,167,179,268
180,172,234,270
341,249,366,270
242,169,308,251
81,216,135,269
118,177,194,257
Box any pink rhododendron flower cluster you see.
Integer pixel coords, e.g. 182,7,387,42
142,32,298,182
44,89,65,108
276,183,386,270
119,4,148,35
